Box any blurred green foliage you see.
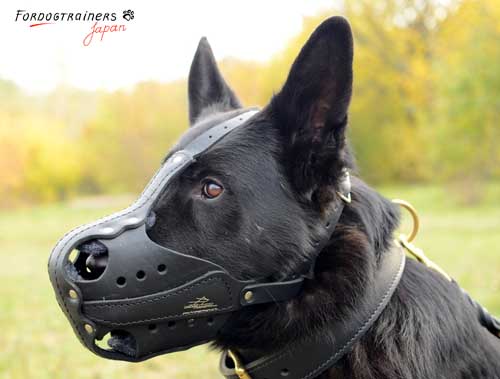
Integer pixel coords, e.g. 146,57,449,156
1,0,499,208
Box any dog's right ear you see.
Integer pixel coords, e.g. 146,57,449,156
188,37,242,125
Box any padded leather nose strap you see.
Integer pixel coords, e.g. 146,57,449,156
220,246,406,379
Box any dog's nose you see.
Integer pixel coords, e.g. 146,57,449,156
85,254,108,271
71,240,109,280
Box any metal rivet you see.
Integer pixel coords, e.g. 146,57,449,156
172,154,184,164
244,291,254,302
127,217,139,224
69,289,78,299
101,227,114,234
84,324,94,334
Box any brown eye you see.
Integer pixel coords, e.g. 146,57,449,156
202,180,223,199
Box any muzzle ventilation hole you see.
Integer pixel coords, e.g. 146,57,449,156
94,331,112,350
68,249,79,263
68,240,108,281
113,266,167,288
167,320,176,329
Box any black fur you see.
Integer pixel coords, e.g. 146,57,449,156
148,16,500,378
188,37,242,125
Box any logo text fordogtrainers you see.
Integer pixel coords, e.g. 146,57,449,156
15,9,134,47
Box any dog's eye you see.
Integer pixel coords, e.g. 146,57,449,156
202,180,224,199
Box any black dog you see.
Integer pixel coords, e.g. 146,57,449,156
145,17,500,378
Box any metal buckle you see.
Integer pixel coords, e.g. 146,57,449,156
228,349,252,379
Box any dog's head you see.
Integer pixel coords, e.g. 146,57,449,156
147,16,354,282
50,17,362,361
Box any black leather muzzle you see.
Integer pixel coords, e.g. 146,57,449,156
47,110,304,362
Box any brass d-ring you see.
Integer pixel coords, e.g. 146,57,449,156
392,199,419,242
227,350,252,379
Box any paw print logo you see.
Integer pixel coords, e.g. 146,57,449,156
123,10,134,21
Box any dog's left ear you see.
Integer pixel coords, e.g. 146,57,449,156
188,37,242,125
269,16,353,194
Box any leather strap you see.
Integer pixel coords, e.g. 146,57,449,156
220,246,406,379
458,283,500,338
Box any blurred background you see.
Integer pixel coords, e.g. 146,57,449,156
0,0,499,378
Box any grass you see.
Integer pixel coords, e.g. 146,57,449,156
1,185,499,379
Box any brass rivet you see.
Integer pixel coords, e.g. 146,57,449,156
69,289,78,299
244,291,254,302
84,324,94,334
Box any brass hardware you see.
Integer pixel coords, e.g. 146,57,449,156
393,199,452,282
244,291,254,302
392,199,419,242
398,236,452,281
228,349,252,379
68,289,78,299
84,324,94,334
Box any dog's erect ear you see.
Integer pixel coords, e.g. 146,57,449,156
188,37,242,125
270,17,353,194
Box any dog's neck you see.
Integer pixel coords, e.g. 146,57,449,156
214,177,400,363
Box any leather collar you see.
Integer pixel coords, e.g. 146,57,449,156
220,245,406,379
